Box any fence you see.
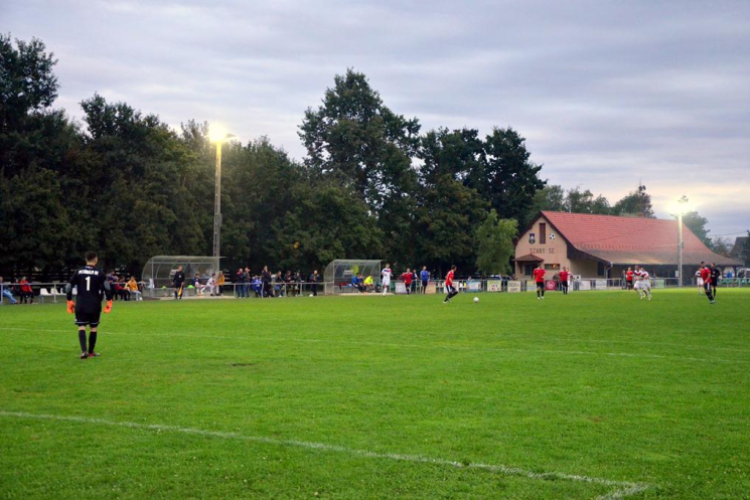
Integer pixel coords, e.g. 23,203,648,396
3,277,746,305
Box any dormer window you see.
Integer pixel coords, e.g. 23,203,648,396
529,233,536,244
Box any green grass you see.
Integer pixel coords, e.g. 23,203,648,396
1,289,749,499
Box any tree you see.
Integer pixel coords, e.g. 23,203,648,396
0,34,58,134
299,69,420,206
299,70,420,262
475,210,518,276
611,184,655,218
681,211,711,246
468,127,545,224
268,178,383,272
416,128,488,271
564,187,611,215
709,237,733,258
742,232,750,266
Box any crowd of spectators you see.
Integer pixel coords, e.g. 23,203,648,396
233,267,321,298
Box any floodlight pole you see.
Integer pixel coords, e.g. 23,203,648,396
676,195,688,288
678,211,684,287
213,141,222,259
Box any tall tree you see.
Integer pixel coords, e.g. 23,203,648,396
564,187,611,215
611,184,655,218
709,237,733,258
475,210,518,276
680,211,711,246
299,69,420,261
468,127,545,224
416,128,488,271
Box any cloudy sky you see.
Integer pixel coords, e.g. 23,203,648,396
5,0,749,237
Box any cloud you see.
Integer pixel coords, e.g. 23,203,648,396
5,0,750,235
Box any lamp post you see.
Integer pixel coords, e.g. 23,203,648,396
209,127,235,260
676,195,689,287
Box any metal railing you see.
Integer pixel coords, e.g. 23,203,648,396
3,276,746,306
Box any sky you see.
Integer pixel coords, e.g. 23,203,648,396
4,0,749,238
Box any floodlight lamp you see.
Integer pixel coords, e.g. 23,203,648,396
209,125,232,143
668,195,692,215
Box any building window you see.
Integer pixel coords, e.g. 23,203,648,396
597,262,605,276
529,233,535,244
524,264,534,276
540,223,546,244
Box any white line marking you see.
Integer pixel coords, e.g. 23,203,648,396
0,410,651,499
1,327,747,364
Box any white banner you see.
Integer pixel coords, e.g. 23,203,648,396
526,280,537,292
507,281,521,293
595,280,607,290
487,280,502,292
579,281,591,291
395,282,407,294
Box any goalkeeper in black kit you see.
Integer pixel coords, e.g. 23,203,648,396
66,252,113,359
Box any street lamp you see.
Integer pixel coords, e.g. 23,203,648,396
675,195,690,287
209,126,235,260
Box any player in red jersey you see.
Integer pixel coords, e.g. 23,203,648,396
533,264,546,299
443,265,458,303
401,268,413,295
559,267,569,295
699,262,715,304
625,267,634,291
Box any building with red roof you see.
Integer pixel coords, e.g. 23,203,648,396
515,211,742,282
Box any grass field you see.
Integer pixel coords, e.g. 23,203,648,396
1,289,749,499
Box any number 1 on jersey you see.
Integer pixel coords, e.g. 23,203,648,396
85,276,91,291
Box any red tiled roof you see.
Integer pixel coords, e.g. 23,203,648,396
540,211,742,266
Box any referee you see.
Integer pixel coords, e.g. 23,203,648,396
173,265,186,299
66,252,113,359
710,262,721,299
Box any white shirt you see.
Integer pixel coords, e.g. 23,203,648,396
381,268,392,282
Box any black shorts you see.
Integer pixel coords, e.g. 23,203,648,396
627,280,633,289
75,310,101,327
536,282,545,289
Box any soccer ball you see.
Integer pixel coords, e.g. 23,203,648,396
473,297,479,303
309,294,314,297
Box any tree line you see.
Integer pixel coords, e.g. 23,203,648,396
2,35,743,280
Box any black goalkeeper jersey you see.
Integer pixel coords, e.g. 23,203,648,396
66,266,112,313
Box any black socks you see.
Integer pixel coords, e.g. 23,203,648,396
88,331,97,353
78,329,87,353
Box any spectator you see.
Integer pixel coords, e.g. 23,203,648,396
19,276,34,304
411,268,418,294
193,273,205,295
0,276,17,305
114,277,129,301
235,267,245,298
274,271,284,297
420,266,430,294
352,274,365,293
243,267,251,298
363,275,374,292
217,272,225,295
284,271,293,296
309,270,320,296
207,273,218,296
294,271,303,296
261,266,273,297
126,276,142,301
250,276,262,297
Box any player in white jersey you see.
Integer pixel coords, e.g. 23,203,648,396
633,266,652,300
381,263,393,295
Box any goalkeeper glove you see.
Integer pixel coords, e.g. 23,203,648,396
103,300,113,314
66,300,75,314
